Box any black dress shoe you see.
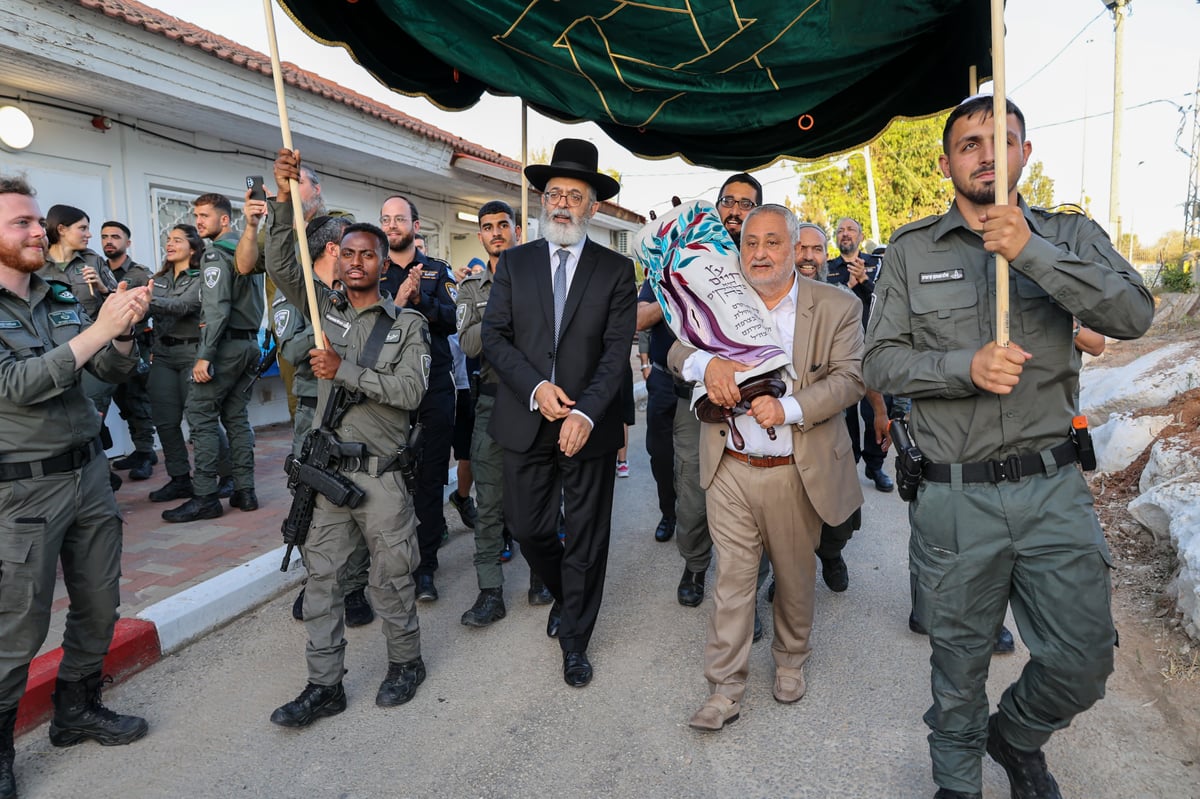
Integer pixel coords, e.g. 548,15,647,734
344,587,375,627
270,682,346,727
654,516,676,543
820,555,849,592
292,588,305,621
415,574,438,602
753,610,764,643
546,601,562,638
461,588,506,627
162,494,223,523
229,488,259,511
986,713,1062,799
449,491,477,529
994,624,1016,654
527,573,554,606
866,466,895,492
677,567,705,607
149,475,193,503
375,658,426,707
908,611,928,635
562,650,592,687
217,476,234,499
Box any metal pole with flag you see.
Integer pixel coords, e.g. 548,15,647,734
990,0,1010,347
261,0,324,347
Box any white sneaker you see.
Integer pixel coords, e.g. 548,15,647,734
616,461,630,478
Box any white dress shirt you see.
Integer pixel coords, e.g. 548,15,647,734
683,273,803,456
529,237,594,428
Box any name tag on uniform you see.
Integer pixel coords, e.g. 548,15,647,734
919,269,965,284
323,313,351,332
0,320,20,329
421,269,439,280
47,309,81,327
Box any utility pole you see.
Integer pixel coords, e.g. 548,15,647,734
1183,61,1200,254
1106,0,1129,244
862,145,880,246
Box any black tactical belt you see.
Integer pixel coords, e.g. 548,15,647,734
673,380,695,401
158,335,198,346
340,454,401,477
0,438,101,482
923,439,1077,484
298,396,318,408
224,329,257,340
477,383,497,397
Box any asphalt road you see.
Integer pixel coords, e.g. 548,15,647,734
13,423,1200,798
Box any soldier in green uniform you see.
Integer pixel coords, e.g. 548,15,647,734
162,193,263,522
98,221,157,481
456,200,552,628
145,224,205,503
0,176,151,799
863,96,1154,799
265,151,429,726
37,204,123,491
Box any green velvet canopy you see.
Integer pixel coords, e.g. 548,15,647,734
278,0,993,169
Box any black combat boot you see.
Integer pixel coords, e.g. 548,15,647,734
228,488,259,511
270,683,346,727
127,452,155,482
460,588,506,627
48,672,148,747
1,708,16,799
986,713,1062,799
162,494,223,523
343,587,375,627
933,790,981,799
149,475,193,503
375,658,426,707
114,450,158,470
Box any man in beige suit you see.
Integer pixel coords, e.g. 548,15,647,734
669,204,865,731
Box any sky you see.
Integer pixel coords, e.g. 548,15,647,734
150,0,1198,245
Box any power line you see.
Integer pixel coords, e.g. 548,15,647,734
1027,95,1193,131
1010,9,1108,94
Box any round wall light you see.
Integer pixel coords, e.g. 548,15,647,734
0,105,35,150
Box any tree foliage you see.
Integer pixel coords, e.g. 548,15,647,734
1019,160,1055,208
790,115,953,243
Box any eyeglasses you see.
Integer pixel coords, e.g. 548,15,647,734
718,196,757,211
379,216,410,226
543,189,586,208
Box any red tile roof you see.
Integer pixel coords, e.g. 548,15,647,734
76,0,522,171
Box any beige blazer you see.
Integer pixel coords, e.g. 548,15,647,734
669,277,866,525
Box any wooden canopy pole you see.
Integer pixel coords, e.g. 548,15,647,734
990,0,1010,347
521,100,529,244
261,0,324,348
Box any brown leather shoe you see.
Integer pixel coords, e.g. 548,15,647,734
688,694,740,731
773,666,806,704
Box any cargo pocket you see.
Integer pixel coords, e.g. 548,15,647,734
909,280,979,351
0,518,41,613
908,488,959,633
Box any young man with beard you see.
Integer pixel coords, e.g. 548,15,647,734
456,201,554,627
0,177,151,799
864,96,1153,799
481,139,636,687
378,195,457,604
97,221,157,481
265,151,431,725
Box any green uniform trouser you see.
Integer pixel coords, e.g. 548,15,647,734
301,470,420,685
84,369,155,454
148,344,197,478
469,392,504,590
291,398,369,594
185,339,258,496
910,466,1115,794
0,452,122,712
672,397,712,573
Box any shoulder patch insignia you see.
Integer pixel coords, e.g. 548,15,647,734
272,293,287,307
203,266,222,289
204,251,220,261
47,309,81,327
49,284,78,303
420,353,432,388
385,331,401,343
455,304,468,331
273,308,291,337
445,281,458,302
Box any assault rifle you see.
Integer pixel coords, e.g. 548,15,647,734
279,385,366,571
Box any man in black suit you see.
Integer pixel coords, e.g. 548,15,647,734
481,138,636,688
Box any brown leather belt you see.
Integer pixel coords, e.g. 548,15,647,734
724,450,794,468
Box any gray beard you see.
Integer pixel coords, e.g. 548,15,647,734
541,207,588,247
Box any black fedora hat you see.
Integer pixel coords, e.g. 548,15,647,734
524,138,620,202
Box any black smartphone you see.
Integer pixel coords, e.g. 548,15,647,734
246,175,266,201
